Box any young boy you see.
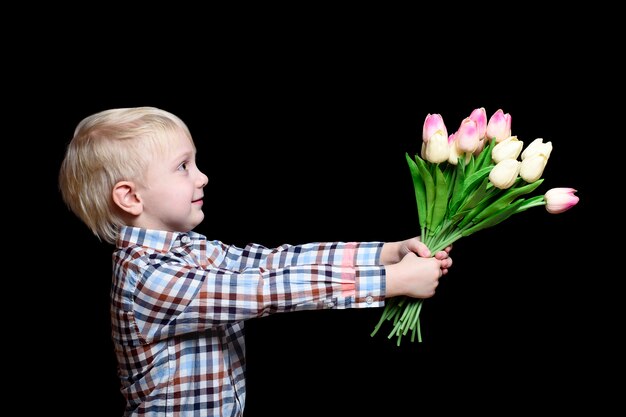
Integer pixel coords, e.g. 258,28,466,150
58,107,452,416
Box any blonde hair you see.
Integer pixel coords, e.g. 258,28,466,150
59,107,194,244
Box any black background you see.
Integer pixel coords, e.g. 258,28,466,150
24,34,615,416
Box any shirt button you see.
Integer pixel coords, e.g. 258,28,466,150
365,295,373,304
181,235,190,244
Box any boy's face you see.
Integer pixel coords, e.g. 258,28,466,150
134,131,209,233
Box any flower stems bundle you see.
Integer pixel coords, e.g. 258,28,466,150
371,108,579,345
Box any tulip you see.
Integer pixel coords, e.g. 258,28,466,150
520,154,548,183
486,109,512,143
422,114,448,143
489,158,520,189
375,108,580,346
456,117,480,153
491,136,524,163
424,130,450,163
544,188,579,214
522,138,553,160
448,133,462,165
469,107,487,139
473,137,486,156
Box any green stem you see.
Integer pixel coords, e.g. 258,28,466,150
428,228,465,254
517,199,546,212
402,301,420,335
410,300,423,343
370,298,400,337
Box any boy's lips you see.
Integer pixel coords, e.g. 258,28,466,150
192,196,204,204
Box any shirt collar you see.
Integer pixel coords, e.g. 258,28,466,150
116,226,205,251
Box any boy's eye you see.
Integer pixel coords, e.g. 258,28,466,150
178,162,188,171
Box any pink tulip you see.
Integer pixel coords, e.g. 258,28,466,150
486,109,512,143
456,117,480,153
473,137,486,156
422,113,448,143
469,107,487,139
544,188,579,214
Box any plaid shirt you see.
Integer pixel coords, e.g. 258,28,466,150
111,226,386,416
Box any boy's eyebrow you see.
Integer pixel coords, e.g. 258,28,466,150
171,149,195,162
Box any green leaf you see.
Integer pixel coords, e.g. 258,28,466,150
470,178,544,225
406,153,427,230
456,185,504,229
444,163,456,199
414,155,435,231
430,165,448,235
465,154,476,178
449,166,493,216
456,177,491,213
464,166,494,194
448,159,466,216
461,199,526,236
514,195,546,213
475,138,496,170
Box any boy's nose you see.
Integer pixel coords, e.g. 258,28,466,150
197,171,209,187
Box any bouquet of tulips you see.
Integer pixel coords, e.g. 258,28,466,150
371,107,579,345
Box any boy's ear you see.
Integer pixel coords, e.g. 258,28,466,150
112,181,143,216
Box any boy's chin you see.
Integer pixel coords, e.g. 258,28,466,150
190,212,205,229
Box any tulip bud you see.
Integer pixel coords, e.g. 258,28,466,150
486,109,512,143
520,154,548,182
423,114,448,143
489,159,520,189
469,107,487,139
544,188,579,214
448,134,462,165
473,137,486,156
424,130,450,164
491,136,524,163
521,138,553,160
456,117,480,153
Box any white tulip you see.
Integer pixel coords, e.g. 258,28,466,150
448,140,463,165
491,136,524,163
520,154,548,183
521,138,553,160
489,159,521,189
424,130,450,164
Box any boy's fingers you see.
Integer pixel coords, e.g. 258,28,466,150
411,240,431,257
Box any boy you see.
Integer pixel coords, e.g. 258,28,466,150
59,106,452,416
